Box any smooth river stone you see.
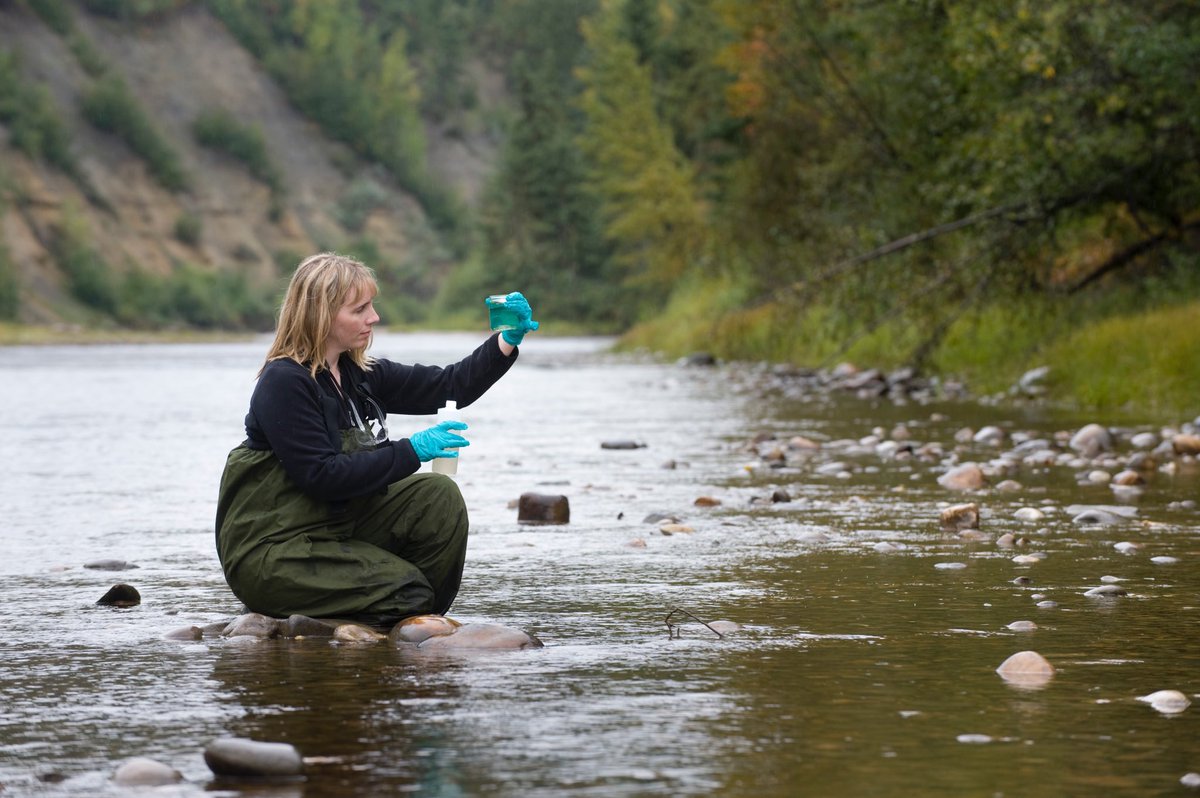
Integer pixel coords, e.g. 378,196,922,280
204,737,304,779
1084,584,1127,597
1013,507,1045,522
995,650,1055,688
96,583,141,607
940,502,980,532
389,614,461,644
937,463,986,491
1137,690,1191,714
1006,620,1038,632
222,613,281,638
517,492,570,524
415,623,543,651
113,757,182,787
333,624,385,643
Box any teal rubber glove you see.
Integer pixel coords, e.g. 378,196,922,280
409,420,469,462
497,292,539,346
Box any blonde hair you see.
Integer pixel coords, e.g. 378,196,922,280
261,253,378,378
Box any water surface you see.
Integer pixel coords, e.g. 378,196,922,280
0,333,1197,796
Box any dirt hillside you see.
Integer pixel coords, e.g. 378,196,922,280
0,4,496,326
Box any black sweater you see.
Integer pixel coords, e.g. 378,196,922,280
243,334,516,502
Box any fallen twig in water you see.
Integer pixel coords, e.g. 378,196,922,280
665,606,725,640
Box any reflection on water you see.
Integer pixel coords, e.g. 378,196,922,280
0,333,1197,797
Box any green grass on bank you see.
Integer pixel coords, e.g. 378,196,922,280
620,277,1200,422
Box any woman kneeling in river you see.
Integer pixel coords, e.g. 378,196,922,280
215,253,537,625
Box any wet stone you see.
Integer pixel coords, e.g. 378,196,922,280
1137,690,1191,714
283,614,339,638
1006,620,1038,632
113,757,182,787
415,622,543,651
84,559,139,571
97,583,141,607
939,502,980,532
389,614,461,644
937,463,986,491
204,737,304,779
995,650,1055,688
223,613,282,638
518,492,570,525
164,625,203,641
600,440,645,450
1181,772,1200,789
1084,584,1127,597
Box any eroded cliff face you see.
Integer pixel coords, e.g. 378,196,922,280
0,4,488,326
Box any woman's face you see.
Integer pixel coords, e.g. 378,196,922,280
327,286,380,356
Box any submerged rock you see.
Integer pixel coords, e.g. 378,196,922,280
518,492,570,525
204,737,304,779
1137,690,1191,714
333,624,385,644
84,559,139,571
1070,423,1113,458
164,625,204,641
940,502,980,532
223,613,281,639
995,650,1055,688
938,463,986,491
389,614,461,644
414,623,543,651
96,584,141,607
284,614,340,638
113,757,181,787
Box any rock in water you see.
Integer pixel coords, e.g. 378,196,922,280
204,738,304,779
937,463,986,491
940,503,980,532
416,623,543,651
113,757,182,787
1137,690,1191,714
333,624,385,644
389,614,461,644
518,493,570,524
222,613,281,638
995,650,1055,688
96,584,141,607
1070,423,1112,457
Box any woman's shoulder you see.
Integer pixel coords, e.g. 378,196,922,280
257,357,319,393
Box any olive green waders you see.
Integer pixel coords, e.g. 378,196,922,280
215,435,468,625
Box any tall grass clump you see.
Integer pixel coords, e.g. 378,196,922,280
0,238,18,321
81,76,188,191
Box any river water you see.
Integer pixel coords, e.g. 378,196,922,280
0,332,1197,797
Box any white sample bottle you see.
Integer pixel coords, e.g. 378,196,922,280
431,400,462,475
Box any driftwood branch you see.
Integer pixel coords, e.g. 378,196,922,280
664,606,725,640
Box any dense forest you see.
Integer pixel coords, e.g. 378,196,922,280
1,0,1197,413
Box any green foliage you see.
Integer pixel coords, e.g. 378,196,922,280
191,109,283,198
0,236,18,321
335,178,389,233
80,0,185,20
81,76,188,191
576,1,708,291
50,210,119,314
0,51,79,175
173,212,202,246
26,0,74,35
207,0,466,244
117,262,276,330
